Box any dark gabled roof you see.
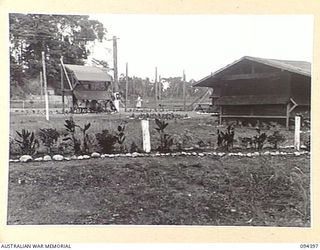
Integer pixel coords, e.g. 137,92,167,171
215,95,289,105
195,56,311,87
245,56,311,76
65,64,113,82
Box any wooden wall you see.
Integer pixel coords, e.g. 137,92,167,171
222,104,287,116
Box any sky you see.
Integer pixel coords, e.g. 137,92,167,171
87,14,314,82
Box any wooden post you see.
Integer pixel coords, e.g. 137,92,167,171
60,56,65,114
41,51,49,121
183,70,186,111
40,71,43,100
125,62,128,112
294,116,301,151
294,116,301,150
286,102,291,129
155,67,158,110
219,106,223,125
141,120,151,153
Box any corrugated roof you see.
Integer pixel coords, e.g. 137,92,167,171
215,95,289,105
64,64,113,82
194,56,311,87
73,90,110,100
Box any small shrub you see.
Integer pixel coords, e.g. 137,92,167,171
130,141,140,153
239,137,253,149
217,125,235,151
252,128,267,150
63,117,81,154
15,129,39,155
96,129,118,153
38,128,60,154
9,135,19,156
303,135,310,152
76,122,91,154
155,118,173,152
267,131,286,149
116,124,126,152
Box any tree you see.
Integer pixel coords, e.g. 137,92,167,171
9,14,107,93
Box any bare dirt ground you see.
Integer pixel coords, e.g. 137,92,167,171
7,154,310,226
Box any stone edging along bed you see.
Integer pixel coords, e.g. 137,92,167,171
10,148,310,163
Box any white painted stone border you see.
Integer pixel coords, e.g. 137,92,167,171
9,150,310,163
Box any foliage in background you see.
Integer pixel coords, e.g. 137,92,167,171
38,128,60,154
155,118,174,152
9,13,107,95
15,129,39,155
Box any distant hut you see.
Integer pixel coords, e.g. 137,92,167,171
61,64,113,113
194,56,311,127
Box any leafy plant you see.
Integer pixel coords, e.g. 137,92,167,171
267,131,286,149
239,137,253,149
76,122,91,154
130,141,140,153
217,125,235,151
303,135,310,152
252,128,267,150
95,129,118,153
38,128,60,154
15,129,39,155
155,118,173,152
63,117,81,154
116,124,126,152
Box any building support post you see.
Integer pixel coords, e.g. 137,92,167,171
286,102,291,129
219,106,223,125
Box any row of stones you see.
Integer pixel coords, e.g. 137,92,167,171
11,150,310,163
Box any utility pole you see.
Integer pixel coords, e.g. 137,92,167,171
41,51,49,121
60,56,65,114
159,74,161,101
183,70,186,111
155,67,158,110
111,35,120,111
125,62,128,112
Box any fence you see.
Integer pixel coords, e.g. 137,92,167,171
10,95,73,110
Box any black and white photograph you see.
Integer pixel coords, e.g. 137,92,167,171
7,13,313,227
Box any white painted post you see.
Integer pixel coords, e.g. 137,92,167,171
294,116,301,150
141,120,151,153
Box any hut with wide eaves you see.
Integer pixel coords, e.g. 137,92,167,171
61,63,113,112
194,56,311,127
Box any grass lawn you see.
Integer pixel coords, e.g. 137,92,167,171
7,154,310,226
